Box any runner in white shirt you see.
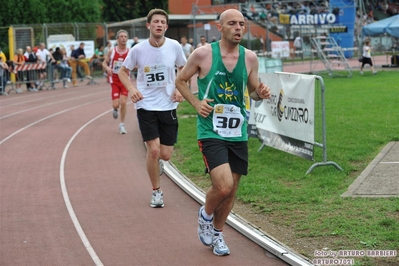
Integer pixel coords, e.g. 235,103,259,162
118,8,186,208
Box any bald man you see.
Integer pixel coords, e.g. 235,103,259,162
175,9,271,256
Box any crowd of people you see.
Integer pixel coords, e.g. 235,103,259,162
0,42,96,95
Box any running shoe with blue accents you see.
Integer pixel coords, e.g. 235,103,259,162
197,206,214,246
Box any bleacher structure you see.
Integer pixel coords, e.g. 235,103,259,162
311,35,352,77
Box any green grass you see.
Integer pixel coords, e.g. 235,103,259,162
173,70,399,265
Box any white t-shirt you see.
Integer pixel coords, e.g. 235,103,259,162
294,37,302,48
36,49,51,62
181,43,192,58
122,37,187,111
363,45,371,58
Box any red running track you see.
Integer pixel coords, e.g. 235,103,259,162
0,80,288,266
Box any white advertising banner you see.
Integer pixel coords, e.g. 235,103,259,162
271,41,290,58
47,40,95,59
249,72,315,160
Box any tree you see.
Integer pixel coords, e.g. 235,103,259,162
0,0,101,26
101,0,168,22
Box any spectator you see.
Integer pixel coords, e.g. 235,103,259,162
24,46,39,92
0,57,10,96
36,42,55,90
189,37,195,48
69,45,84,82
259,34,265,52
130,36,139,48
294,35,303,59
13,48,25,92
181,35,193,88
53,47,72,88
196,35,208,48
60,48,72,83
70,42,92,86
90,45,105,73
360,40,377,75
0,46,6,62
181,35,193,59
250,4,259,19
103,41,112,55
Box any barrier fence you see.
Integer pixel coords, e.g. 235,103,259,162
3,59,106,95
248,72,343,175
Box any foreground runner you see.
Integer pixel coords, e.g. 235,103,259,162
175,9,271,256
102,29,130,134
118,9,186,208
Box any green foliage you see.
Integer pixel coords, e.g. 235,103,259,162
101,0,142,22
0,0,101,26
100,0,168,23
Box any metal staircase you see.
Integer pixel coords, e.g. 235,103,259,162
311,36,352,77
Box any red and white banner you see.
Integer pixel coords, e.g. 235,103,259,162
248,72,315,160
13,62,47,72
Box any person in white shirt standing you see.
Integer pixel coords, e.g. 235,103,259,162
118,8,186,208
36,42,55,90
293,36,302,60
196,35,209,48
360,40,377,75
180,35,193,89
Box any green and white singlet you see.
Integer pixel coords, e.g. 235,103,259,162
197,42,248,142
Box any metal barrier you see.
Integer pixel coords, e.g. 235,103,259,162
0,64,10,96
7,62,50,94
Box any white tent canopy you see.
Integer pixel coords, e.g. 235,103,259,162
362,15,399,38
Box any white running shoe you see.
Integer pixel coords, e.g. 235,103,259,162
212,231,230,256
197,206,214,246
150,190,164,208
119,124,127,134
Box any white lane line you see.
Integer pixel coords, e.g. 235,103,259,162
0,91,107,119
0,86,103,108
60,110,110,266
0,98,107,145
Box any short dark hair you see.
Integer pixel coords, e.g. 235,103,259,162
147,9,169,25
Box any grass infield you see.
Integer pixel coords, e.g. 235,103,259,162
173,70,399,266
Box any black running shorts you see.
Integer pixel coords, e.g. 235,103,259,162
137,109,178,146
198,138,248,175
362,57,373,66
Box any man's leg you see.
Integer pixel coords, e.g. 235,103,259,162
77,60,91,77
69,60,77,85
205,165,241,229
146,138,165,208
146,138,163,187
119,95,127,124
